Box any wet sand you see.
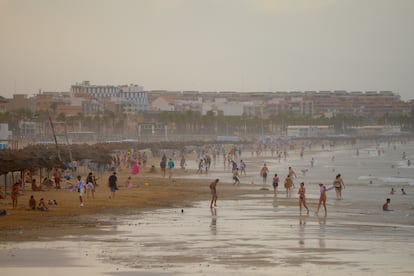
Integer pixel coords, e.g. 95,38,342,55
1,141,414,275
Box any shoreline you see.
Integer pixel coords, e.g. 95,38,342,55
0,141,413,275
1,140,413,242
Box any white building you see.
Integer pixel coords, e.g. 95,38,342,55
287,125,333,137
0,123,12,149
71,81,149,113
151,96,175,111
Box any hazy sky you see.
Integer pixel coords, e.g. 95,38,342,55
1,0,413,100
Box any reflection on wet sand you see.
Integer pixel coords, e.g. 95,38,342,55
210,207,217,235
317,214,327,248
298,215,307,248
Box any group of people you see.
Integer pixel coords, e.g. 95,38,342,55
75,172,99,207
28,195,50,211
230,159,246,186
383,187,408,211
160,155,175,179
211,168,348,217
390,187,407,195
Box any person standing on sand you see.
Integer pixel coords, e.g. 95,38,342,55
298,182,309,215
160,155,167,177
210,178,219,208
108,172,118,200
77,175,86,207
333,174,345,200
86,172,95,199
54,168,61,189
316,183,334,216
168,158,175,180
11,182,19,209
180,155,186,169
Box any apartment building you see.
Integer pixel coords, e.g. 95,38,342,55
71,81,149,113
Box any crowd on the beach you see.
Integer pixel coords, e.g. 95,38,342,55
1,137,411,218
204,138,411,217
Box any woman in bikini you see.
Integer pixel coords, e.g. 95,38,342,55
316,183,334,216
298,182,309,215
333,174,345,200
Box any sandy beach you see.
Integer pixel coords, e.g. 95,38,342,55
1,139,414,275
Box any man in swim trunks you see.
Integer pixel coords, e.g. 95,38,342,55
210,178,219,208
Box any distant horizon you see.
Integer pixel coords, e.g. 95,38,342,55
1,0,413,101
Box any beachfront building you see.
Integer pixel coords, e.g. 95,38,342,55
71,81,149,114
145,90,410,119
349,125,401,136
151,96,176,112
0,123,12,149
287,125,334,137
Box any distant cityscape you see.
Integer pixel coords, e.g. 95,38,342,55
0,81,413,147
2,80,413,117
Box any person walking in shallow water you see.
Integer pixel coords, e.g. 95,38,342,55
232,168,240,186
272,174,279,194
298,182,309,215
260,163,269,185
333,174,345,199
284,175,293,198
316,183,334,216
210,178,219,208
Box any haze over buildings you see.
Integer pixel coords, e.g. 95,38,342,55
1,0,414,100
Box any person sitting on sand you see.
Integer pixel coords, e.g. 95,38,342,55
29,195,36,210
401,188,407,195
383,198,393,211
38,198,48,211
31,179,41,191
125,176,137,188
